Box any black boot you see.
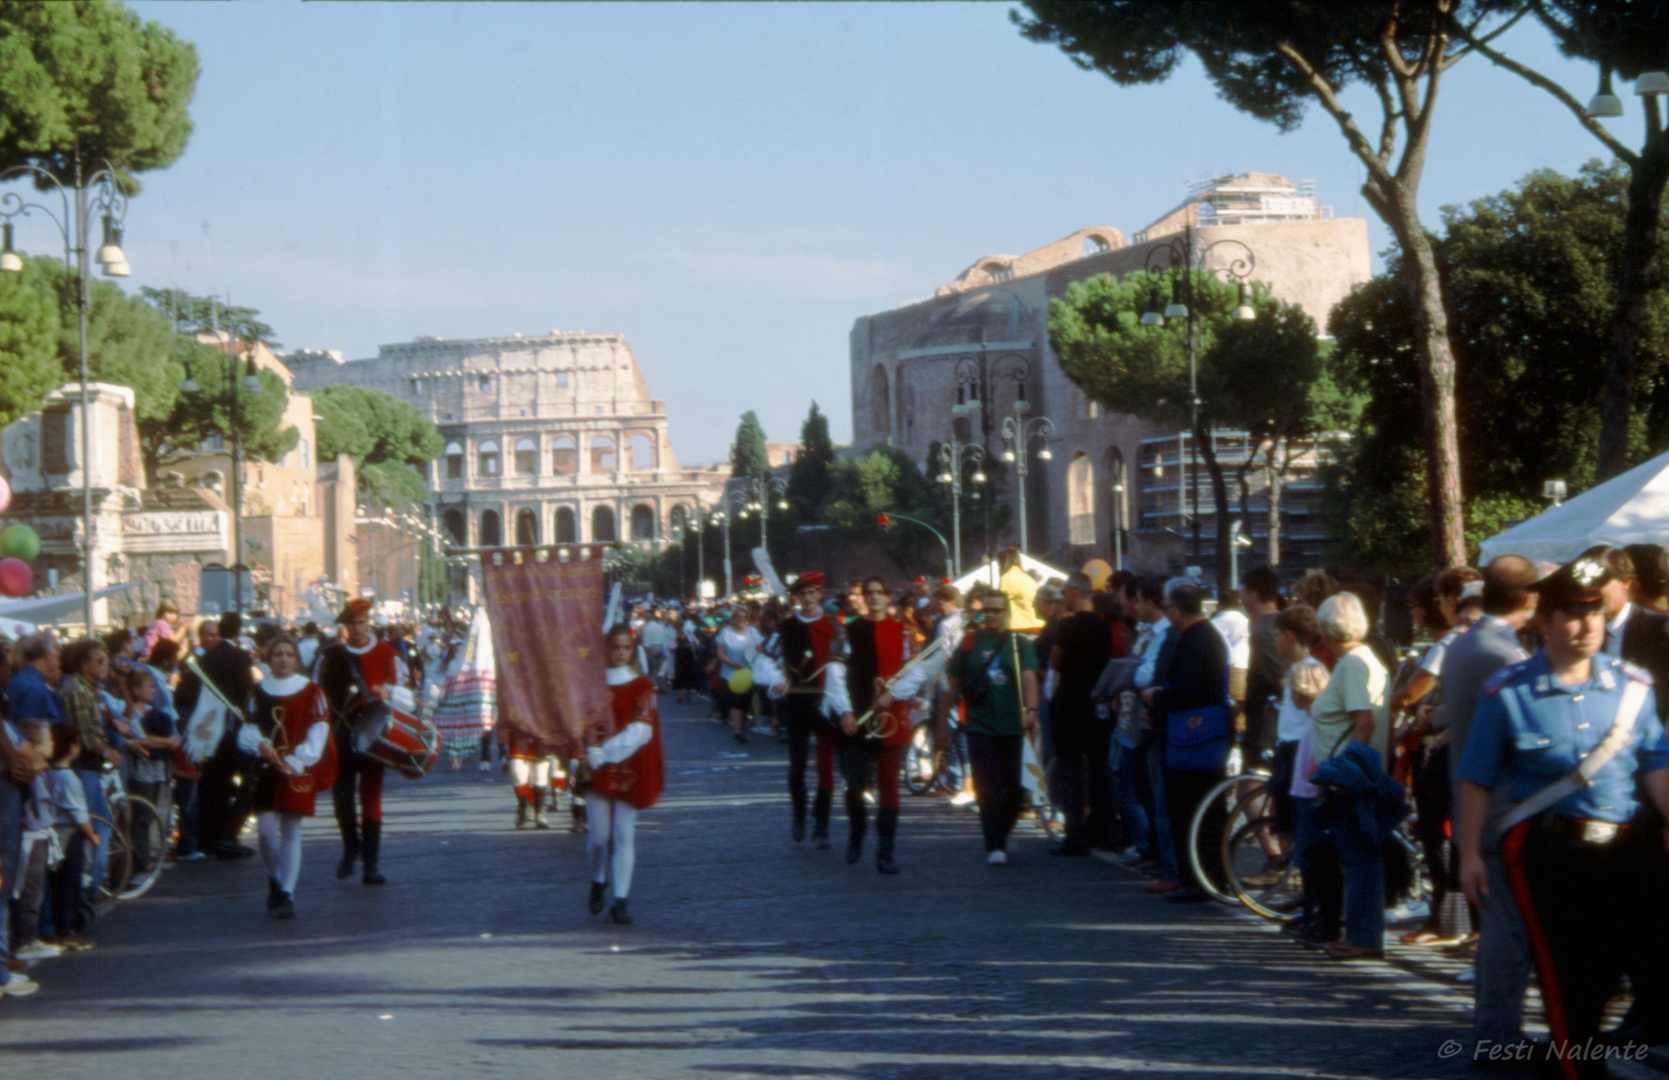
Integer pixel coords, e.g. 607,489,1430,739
589,880,606,915
876,808,899,875
791,783,807,842
334,805,360,881
272,891,295,920
609,898,632,925
266,878,283,912
845,790,867,864
515,793,528,829
811,789,832,849
361,820,387,885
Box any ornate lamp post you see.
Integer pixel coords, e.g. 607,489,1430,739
1141,223,1256,565
735,474,788,553
930,436,986,577
1,161,132,631
1000,411,1054,557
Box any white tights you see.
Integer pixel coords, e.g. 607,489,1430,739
509,757,552,789
585,794,638,900
256,811,304,895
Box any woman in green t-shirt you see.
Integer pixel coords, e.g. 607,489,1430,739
940,596,1039,864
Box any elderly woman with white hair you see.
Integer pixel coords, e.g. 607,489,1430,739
1309,591,1392,959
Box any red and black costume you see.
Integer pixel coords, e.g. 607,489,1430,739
594,673,665,811
825,616,915,869
317,608,402,884
249,678,337,816
776,601,842,845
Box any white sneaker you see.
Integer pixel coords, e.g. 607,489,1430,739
1,975,39,996
950,790,976,806
986,850,1007,865
477,759,489,772
15,941,60,960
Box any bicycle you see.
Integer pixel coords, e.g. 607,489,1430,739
99,767,167,900
903,717,968,797
1186,760,1268,907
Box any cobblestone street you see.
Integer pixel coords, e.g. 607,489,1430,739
1,696,1506,1079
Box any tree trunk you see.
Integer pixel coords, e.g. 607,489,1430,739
1596,119,1669,480
1266,438,1284,568
1197,414,1234,592
1372,188,1466,568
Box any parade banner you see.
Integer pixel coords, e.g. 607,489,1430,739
479,546,611,753
430,607,497,757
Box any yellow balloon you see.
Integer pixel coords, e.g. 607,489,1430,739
1083,558,1113,591
728,667,754,696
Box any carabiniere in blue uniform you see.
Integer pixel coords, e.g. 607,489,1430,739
1458,555,1669,1080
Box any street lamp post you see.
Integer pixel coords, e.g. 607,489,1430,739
1141,223,1257,569
930,436,986,577
999,406,1055,558
735,474,788,553
179,295,264,618
1,160,132,632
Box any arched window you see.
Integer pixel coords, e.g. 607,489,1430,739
630,504,655,540
444,441,463,480
868,364,890,443
1068,452,1096,547
480,508,502,548
628,433,654,471
478,440,500,478
551,435,577,476
669,505,691,534
442,508,466,545
555,506,577,543
514,438,538,475
591,435,616,474
1104,447,1127,550
591,505,617,542
1080,234,1111,257
514,508,539,546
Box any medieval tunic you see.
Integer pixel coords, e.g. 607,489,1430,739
593,671,664,810
246,674,336,816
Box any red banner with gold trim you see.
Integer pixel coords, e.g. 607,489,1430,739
479,545,610,754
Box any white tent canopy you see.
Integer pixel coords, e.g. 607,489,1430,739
951,551,1068,595
1477,449,1669,565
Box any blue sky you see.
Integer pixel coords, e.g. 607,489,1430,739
98,1,1620,462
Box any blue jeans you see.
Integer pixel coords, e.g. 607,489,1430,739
76,770,111,910
1332,797,1385,950
0,775,21,984
1111,740,1150,853
1145,738,1177,882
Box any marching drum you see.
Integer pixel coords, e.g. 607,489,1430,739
362,706,440,780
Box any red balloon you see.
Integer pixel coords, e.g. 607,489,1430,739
0,558,30,598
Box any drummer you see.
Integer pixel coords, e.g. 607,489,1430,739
315,598,402,886
243,636,335,919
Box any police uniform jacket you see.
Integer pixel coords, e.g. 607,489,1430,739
1458,652,1669,824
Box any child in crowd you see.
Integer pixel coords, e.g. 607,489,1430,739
1286,658,1337,948
44,721,99,951
9,721,62,963
124,667,181,870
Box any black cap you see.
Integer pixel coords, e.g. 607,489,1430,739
1535,556,1610,614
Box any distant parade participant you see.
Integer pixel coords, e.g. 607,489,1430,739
586,624,665,925
503,723,556,829
316,598,401,885
825,576,922,874
1458,556,1669,1079
244,636,336,919
764,572,842,846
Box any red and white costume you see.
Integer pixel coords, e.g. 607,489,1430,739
586,667,664,902
242,673,336,901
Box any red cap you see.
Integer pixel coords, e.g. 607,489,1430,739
789,571,825,593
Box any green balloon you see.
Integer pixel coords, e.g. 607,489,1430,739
0,524,40,561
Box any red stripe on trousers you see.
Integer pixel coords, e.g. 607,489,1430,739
1501,820,1576,1080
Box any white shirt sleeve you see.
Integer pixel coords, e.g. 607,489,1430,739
588,720,653,769
1135,621,1167,689
753,653,787,698
822,660,853,717
236,722,267,756
284,720,331,773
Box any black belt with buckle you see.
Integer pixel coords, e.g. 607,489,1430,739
1537,813,1631,845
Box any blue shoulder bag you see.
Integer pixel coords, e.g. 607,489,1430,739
1163,703,1232,770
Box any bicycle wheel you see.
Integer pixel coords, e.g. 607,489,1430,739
1225,815,1304,921
116,796,167,900
904,723,938,796
1186,772,1268,907
88,812,134,913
